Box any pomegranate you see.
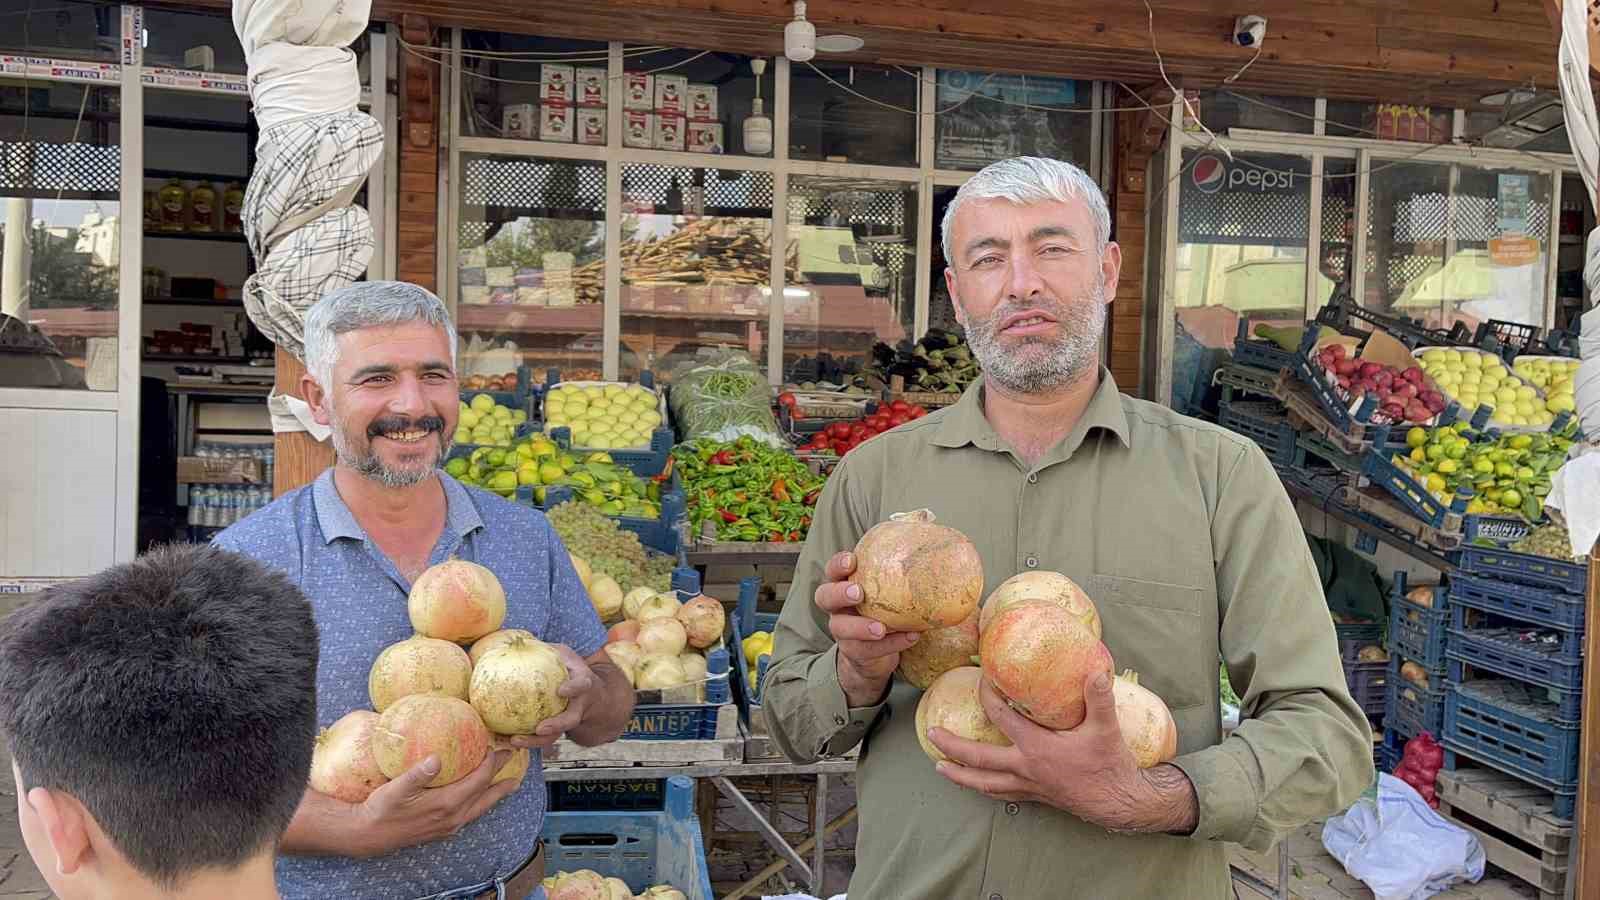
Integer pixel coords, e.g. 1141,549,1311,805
980,599,1114,729
847,509,982,632
308,710,389,803
1112,670,1178,768
408,558,507,643
469,636,569,734
978,571,1100,638
897,610,979,690
544,870,608,900
637,617,689,656
569,553,594,589
679,652,709,702
627,591,680,623
469,628,536,666
368,635,473,712
915,666,1011,763
604,640,644,685
601,877,633,900
639,887,687,900
490,736,531,785
606,620,641,644
588,575,624,622
371,694,490,787
636,653,688,689
676,595,726,649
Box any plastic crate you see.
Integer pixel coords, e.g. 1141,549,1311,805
1231,320,1299,372
608,569,739,741
1443,681,1581,816
458,365,535,410
1218,398,1299,466
1338,637,1386,664
1215,362,1283,401
539,369,673,477
1335,621,1385,645
729,578,774,716
1387,573,1449,671
1447,572,1585,633
1315,292,1464,349
1377,728,1408,774
1462,515,1535,547
1447,602,1583,690
517,473,686,557
550,779,667,812
1387,659,1446,739
1360,446,1469,534
1345,661,1389,718
1295,429,1363,472
541,775,715,900
1472,319,1542,359
1456,545,1588,596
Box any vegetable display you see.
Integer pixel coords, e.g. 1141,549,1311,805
1393,423,1576,521
673,437,827,542
1510,522,1584,562
546,501,674,594
669,352,786,445
445,435,664,518
796,400,929,456
870,329,980,394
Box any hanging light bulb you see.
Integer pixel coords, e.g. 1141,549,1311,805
744,58,773,155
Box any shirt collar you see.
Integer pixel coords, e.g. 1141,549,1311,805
931,369,1132,456
312,468,487,545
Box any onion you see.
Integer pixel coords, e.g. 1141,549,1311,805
1111,670,1178,768
545,870,608,900
1400,661,1431,689
978,571,1100,638
588,575,625,623
370,694,490,787
309,710,389,803
408,558,507,643
676,595,726,649
569,553,594,590
368,635,473,712
606,620,641,644
629,591,681,623
490,736,531,785
469,628,536,666
897,610,979,690
637,617,689,656
469,636,569,734
980,599,1114,729
604,641,644,686
850,509,983,632
636,653,689,689
914,666,1010,763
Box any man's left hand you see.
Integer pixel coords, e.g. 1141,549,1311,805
928,670,1188,833
507,644,599,751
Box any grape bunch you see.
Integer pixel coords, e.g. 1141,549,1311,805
546,500,673,593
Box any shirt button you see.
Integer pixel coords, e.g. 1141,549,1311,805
834,714,846,726
1027,473,1038,484
1025,556,1038,568
1005,802,1020,815
989,893,1003,900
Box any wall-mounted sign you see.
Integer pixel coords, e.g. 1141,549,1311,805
1189,153,1302,196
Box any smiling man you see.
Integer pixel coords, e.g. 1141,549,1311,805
763,157,1374,899
214,281,633,900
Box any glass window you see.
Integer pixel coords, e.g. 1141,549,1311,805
1199,91,1315,135
455,155,607,380
1170,149,1310,407
619,164,774,382
0,0,118,62
783,176,916,384
934,71,1092,171
1468,104,1572,154
0,81,121,390
789,63,918,167
1333,102,1449,143
622,48,774,157
1556,174,1590,334
142,8,247,75
458,32,610,143
1324,100,1374,139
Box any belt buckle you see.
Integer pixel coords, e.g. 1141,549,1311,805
418,877,505,900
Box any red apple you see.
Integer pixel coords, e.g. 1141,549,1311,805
1328,344,1349,360
1402,366,1426,385
1359,361,1383,378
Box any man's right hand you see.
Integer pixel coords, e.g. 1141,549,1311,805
352,749,521,856
814,551,919,708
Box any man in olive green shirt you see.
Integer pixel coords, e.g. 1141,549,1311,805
763,157,1373,899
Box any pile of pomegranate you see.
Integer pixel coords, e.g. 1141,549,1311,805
310,558,570,800
599,587,727,699
1310,343,1447,425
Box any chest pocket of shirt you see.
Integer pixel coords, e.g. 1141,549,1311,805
1088,574,1211,712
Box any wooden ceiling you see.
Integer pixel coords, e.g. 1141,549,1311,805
183,0,1569,110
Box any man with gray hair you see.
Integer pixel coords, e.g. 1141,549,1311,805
215,280,634,899
764,157,1373,898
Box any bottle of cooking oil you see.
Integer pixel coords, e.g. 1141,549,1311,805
158,178,187,232
223,182,245,233
188,181,217,233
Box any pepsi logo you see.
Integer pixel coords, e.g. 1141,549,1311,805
1192,155,1226,193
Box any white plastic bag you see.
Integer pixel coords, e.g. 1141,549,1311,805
1322,774,1484,900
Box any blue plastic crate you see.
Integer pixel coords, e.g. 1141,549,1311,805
1447,604,1583,692
1386,660,1446,739
1456,545,1588,596
550,779,667,812
622,649,734,741
1462,515,1535,547
1232,337,1297,374
1335,621,1385,645
1447,572,1585,633
539,369,673,477
1387,574,1449,671
1378,729,1408,774
1345,660,1388,719
728,578,774,717
541,775,715,900
1360,448,1468,533
517,471,686,557
1218,398,1298,466
458,365,535,410
1443,681,1581,816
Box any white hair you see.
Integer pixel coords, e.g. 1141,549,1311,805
302,281,458,388
940,156,1111,264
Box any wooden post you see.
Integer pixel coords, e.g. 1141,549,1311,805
271,347,333,496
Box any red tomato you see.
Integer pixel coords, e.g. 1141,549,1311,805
888,412,910,426
909,406,928,418
890,400,910,413
868,416,890,430
777,391,798,408
850,424,870,438
827,422,852,439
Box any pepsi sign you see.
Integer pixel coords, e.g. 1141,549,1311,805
1188,153,1300,195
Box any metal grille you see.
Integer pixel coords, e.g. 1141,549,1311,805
621,165,774,210
1387,254,1442,296
1179,188,1309,245
460,156,605,212
1456,195,1551,245
0,141,119,195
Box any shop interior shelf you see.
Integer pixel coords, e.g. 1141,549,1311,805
541,775,715,900
1217,398,1299,466
1447,573,1586,633
1456,545,1589,596
1444,681,1581,817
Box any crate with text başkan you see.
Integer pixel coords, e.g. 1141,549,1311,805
541,775,715,900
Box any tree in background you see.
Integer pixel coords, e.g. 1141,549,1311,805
0,225,117,309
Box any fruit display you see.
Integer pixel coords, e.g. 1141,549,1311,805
850,509,984,632
795,400,929,456
1414,347,1551,429
446,433,667,517
461,372,520,394
1510,522,1584,562
598,589,728,698
1309,343,1447,425
1511,355,1581,416
870,329,980,394
1393,423,1575,520
673,438,827,542
543,870,689,900
455,393,530,447
548,503,674,595
542,382,665,451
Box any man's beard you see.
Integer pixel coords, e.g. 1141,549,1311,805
329,408,451,488
962,279,1108,395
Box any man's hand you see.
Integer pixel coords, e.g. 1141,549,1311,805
814,551,919,708
928,671,1198,834
507,643,600,751
353,748,523,855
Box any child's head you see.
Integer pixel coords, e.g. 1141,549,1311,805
0,544,318,898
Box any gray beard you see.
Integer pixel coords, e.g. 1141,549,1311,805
963,280,1108,395
328,408,449,489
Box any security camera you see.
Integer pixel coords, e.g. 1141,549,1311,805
1233,15,1267,47
786,1,816,63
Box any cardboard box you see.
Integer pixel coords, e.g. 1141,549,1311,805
623,110,653,148
576,67,607,107
540,104,575,143
501,103,536,139
687,84,718,122
576,108,606,145
624,72,653,110
541,64,575,104
655,74,688,115
653,114,686,152
177,456,265,485
688,122,724,154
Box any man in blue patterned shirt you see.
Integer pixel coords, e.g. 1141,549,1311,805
215,281,632,900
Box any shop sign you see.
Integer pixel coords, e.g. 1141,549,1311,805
1497,174,1531,234
1488,235,1539,267
1,55,119,83
937,70,1076,107
121,6,143,67
1188,153,1302,196
140,67,248,95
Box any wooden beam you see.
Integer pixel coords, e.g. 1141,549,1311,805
270,349,333,496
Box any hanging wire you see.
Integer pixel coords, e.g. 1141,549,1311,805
399,38,714,86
